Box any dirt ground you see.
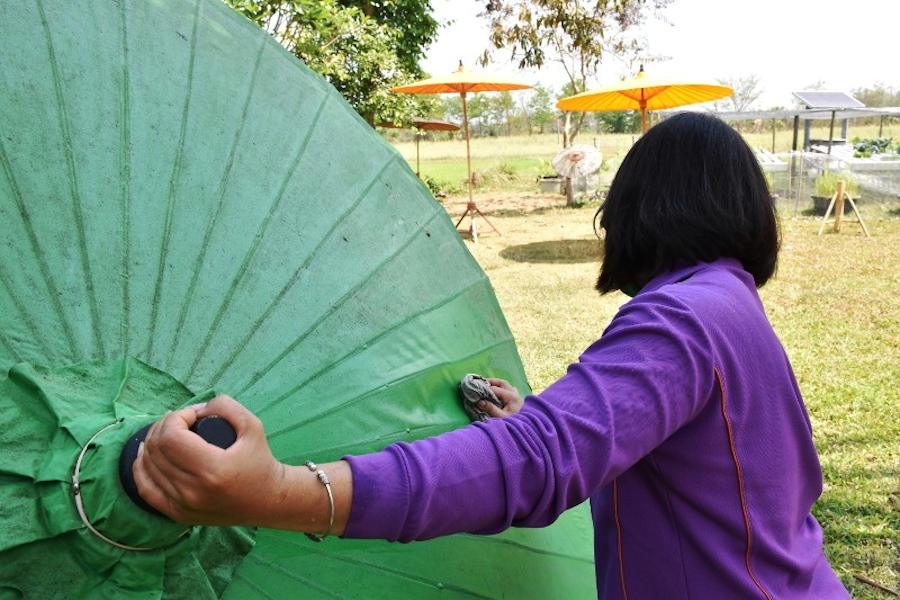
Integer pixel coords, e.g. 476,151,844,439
438,188,573,216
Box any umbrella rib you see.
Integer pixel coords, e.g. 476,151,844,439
0,104,77,362
206,154,397,385
0,332,21,363
457,532,594,564
145,0,203,360
226,576,280,600
260,277,488,427
258,534,494,598
230,202,445,395
239,553,343,598
184,94,330,381
0,264,47,366
263,335,517,437
37,0,105,358
281,422,454,461
164,37,268,372
117,0,133,357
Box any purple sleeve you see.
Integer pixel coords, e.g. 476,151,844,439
343,291,717,541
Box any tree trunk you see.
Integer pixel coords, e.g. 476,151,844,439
519,99,532,135
565,176,576,207
563,113,577,206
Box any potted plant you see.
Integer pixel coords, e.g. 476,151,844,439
538,173,565,194
812,171,859,215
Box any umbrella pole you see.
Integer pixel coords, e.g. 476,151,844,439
416,133,421,177
454,91,500,242
459,91,477,241
640,99,647,134
462,91,473,206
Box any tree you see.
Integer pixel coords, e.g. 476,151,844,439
442,94,494,137
225,0,439,125
714,75,764,112
490,92,517,136
343,1,439,72
852,84,900,108
851,84,899,129
466,95,495,136
481,0,672,146
526,83,556,134
595,110,640,134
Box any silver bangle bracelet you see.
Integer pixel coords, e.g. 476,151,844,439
304,461,334,542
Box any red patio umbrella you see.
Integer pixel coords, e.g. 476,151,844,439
377,116,460,177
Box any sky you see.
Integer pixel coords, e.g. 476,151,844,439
421,0,899,109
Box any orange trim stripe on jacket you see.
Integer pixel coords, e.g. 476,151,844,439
716,367,773,600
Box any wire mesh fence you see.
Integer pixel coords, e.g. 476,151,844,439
760,150,900,215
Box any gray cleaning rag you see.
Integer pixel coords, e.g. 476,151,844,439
457,374,505,422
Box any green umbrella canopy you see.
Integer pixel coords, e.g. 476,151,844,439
0,0,595,598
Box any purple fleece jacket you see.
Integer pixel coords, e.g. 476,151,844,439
344,258,848,599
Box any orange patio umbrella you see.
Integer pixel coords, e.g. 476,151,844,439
377,116,460,177
393,61,532,241
556,65,733,133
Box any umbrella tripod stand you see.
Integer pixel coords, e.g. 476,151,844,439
455,200,499,241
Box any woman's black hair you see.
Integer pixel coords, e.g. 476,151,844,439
595,112,780,294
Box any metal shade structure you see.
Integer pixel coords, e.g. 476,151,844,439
376,116,460,177
557,65,733,133
392,62,532,241
0,1,595,598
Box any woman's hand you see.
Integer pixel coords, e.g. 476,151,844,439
133,395,284,526
132,395,352,535
479,378,524,418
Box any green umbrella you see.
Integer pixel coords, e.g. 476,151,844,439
0,0,595,598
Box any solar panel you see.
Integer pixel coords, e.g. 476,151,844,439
792,91,865,108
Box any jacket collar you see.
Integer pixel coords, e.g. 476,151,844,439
636,257,744,296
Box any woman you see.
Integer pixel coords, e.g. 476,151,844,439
135,113,848,598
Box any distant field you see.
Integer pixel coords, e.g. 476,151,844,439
384,123,900,193
387,131,636,188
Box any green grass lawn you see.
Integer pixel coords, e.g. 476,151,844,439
417,156,548,192
435,189,899,598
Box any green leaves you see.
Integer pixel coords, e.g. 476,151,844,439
480,0,672,144
482,0,671,73
225,0,439,124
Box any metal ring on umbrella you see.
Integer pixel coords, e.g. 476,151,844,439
0,2,595,598
72,418,191,552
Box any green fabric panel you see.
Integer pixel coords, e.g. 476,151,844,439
225,507,596,599
0,0,596,597
0,359,254,598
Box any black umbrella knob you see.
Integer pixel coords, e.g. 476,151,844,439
118,415,237,517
